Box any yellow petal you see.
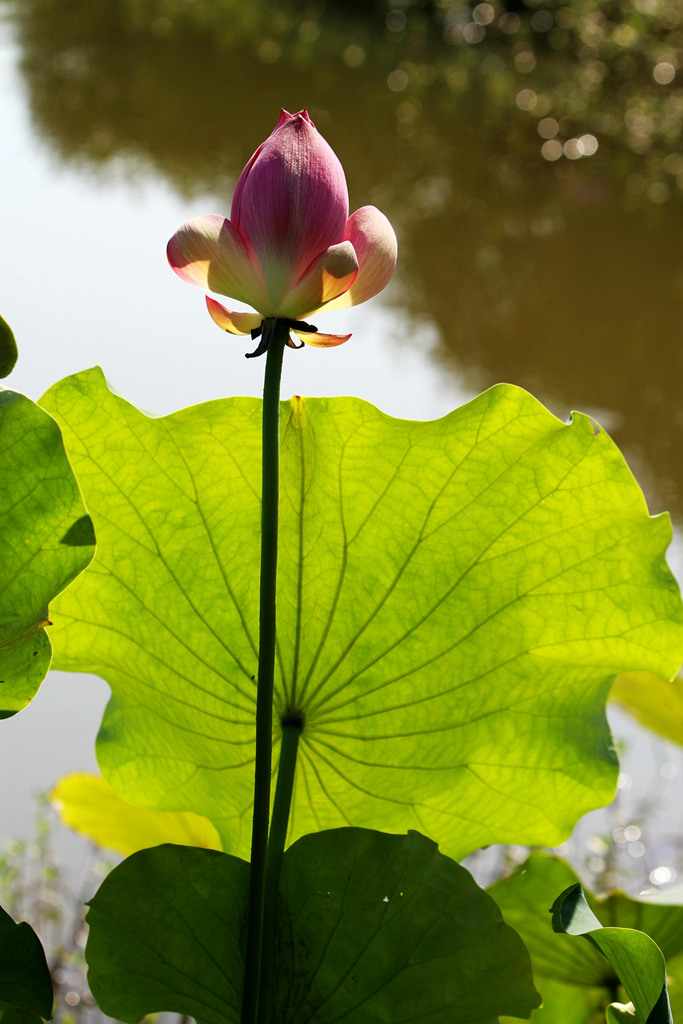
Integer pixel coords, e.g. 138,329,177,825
293,329,352,348
51,772,222,856
206,297,262,335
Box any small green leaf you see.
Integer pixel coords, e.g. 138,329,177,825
551,884,672,1023
42,370,683,856
0,315,17,379
86,830,539,1024
0,903,52,1021
0,391,95,716
491,854,682,1023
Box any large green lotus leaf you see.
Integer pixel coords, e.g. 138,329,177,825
0,903,52,1023
86,830,539,1024
491,854,683,1023
610,671,683,747
0,389,95,716
41,368,683,856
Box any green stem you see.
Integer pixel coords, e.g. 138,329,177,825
241,318,288,1024
258,719,302,1024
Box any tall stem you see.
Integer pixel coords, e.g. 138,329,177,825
257,720,302,1024
241,318,288,1024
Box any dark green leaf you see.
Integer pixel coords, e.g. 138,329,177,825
86,830,539,1024
42,369,683,856
0,391,95,715
59,514,96,547
275,828,539,1023
86,844,247,1024
0,1005,48,1024
0,315,17,379
0,903,52,1020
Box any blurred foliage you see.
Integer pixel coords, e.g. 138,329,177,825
0,797,113,1022
611,671,683,747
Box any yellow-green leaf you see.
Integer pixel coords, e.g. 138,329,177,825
52,772,221,856
41,369,683,857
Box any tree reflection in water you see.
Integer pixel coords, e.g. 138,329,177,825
4,0,683,519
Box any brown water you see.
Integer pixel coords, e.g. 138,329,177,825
5,0,683,525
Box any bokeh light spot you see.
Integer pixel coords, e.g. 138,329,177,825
654,62,676,84
257,40,281,63
531,10,553,32
538,117,559,139
343,44,366,68
386,10,407,32
473,3,495,26
541,139,563,161
463,22,486,43
387,69,409,91
516,88,537,111
650,865,676,884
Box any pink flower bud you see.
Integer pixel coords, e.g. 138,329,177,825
167,109,397,350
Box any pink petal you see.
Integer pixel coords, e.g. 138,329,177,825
231,112,349,302
278,241,358,320
274,108,313,129
205,298,262,335
293,329,352,348
231,112,316,221
320,206,397,312
167,215,269,312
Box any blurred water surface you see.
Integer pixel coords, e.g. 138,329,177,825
1,0,682,889
5,0,683,517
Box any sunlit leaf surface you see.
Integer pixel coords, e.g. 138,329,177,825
86,830,538,1024
491,854,683,1023
0,390,94,716
42,368,683,856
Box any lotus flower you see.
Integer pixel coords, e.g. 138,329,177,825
167,109,397,355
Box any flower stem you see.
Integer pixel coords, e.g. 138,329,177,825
257,718,302,1024
241,317,288,1024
